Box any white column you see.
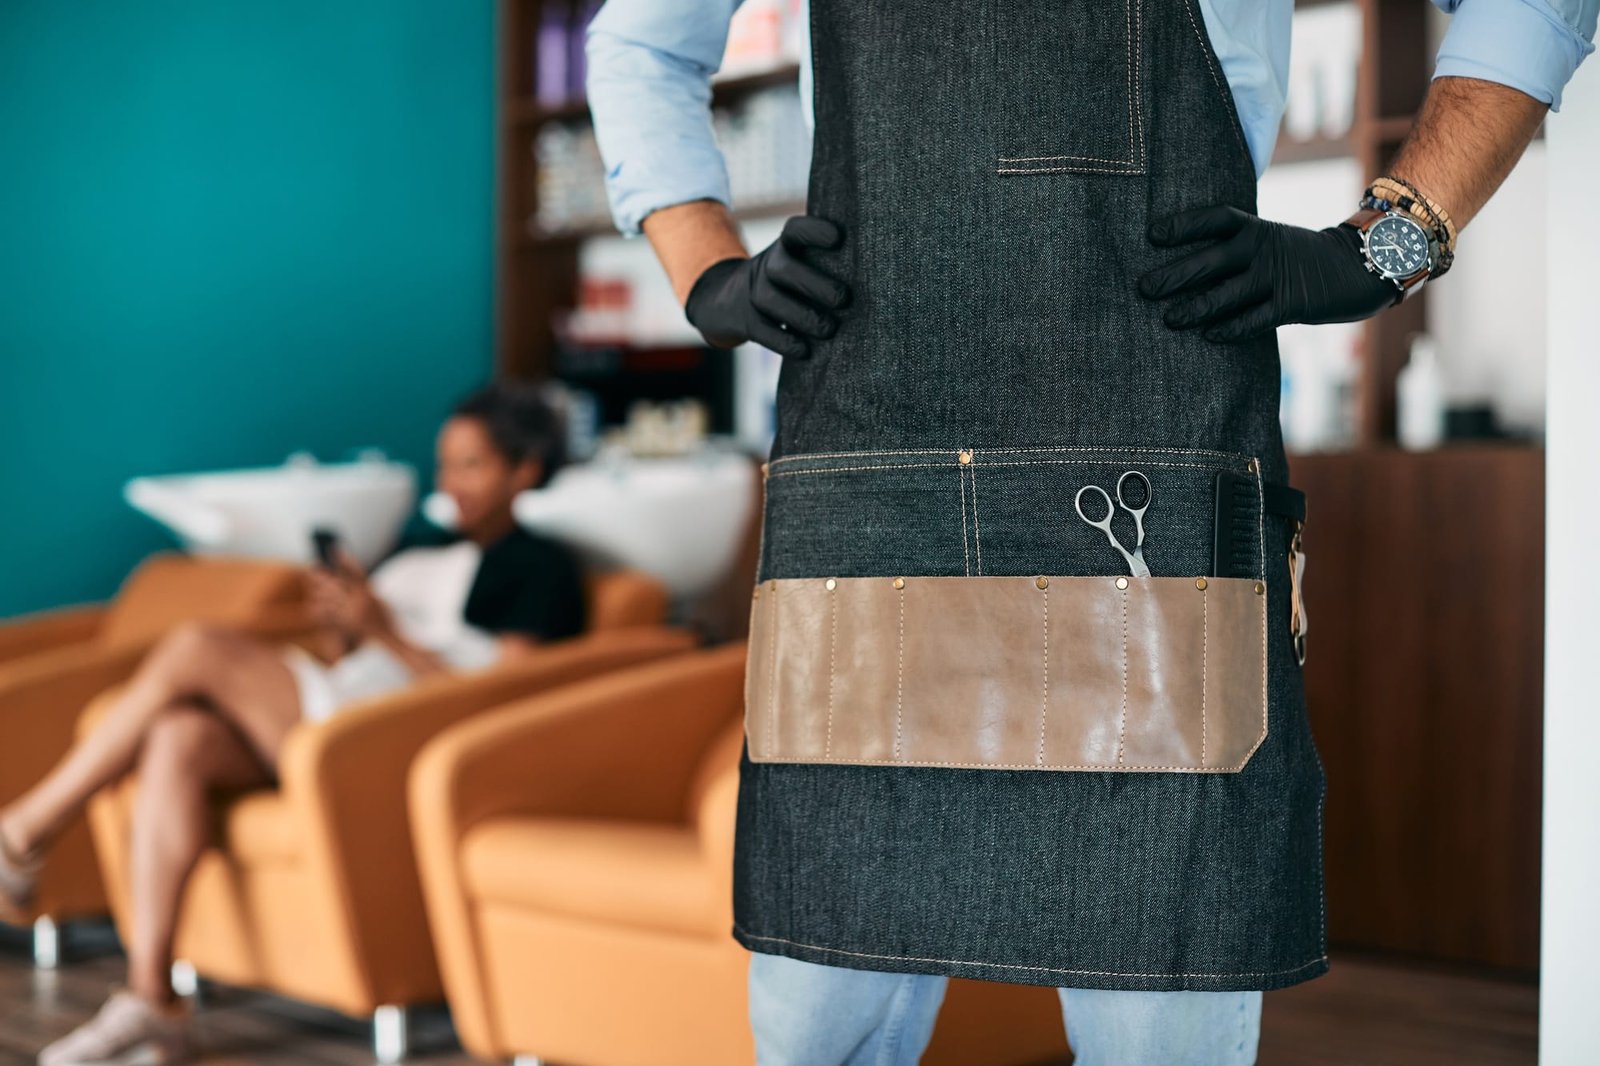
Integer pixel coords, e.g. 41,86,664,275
1541,57,1600,1066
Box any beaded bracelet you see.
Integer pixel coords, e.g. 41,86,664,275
1361,178,1455,280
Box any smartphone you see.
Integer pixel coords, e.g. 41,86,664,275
310,527,343,570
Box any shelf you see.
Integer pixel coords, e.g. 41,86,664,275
503,61,802,129
1273,132,1356,165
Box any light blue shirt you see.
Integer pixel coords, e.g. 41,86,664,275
587,0,1597,238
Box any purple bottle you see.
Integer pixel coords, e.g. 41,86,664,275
536,1,572,105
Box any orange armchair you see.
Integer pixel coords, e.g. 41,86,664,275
82,568,696,1062
408,641,1066,1066
0,553,305,964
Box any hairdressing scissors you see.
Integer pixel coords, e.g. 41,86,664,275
1074,470,1153,578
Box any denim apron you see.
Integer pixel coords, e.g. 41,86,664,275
731,0,1330,992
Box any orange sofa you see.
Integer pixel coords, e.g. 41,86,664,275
409,641,1067,1066
0,553,306,964
80,567,696,1062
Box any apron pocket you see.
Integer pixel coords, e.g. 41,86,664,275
992,0,1147,176
745,572,1267,773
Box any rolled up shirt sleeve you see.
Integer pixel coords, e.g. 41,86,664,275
585,0,742,237
1431,0,1598,110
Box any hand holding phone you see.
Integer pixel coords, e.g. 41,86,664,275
311,527,343,570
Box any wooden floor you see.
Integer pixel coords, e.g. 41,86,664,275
0,923,1537,1065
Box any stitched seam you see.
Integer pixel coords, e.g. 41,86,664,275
765,582,777,757
770,443,1255,467
1126,0,1135,158
1116,586,1129,764
769,461,954,479
1255,458,1266,581
824,583,836,758
969,462,983,575
747,755,1253,772
1201,588,1208,767
894,585,905,760
976,458,1236,474
997,164,1147,176
733,925,1329,980
1134,0,1146,166
999,154,1142,165
1037,585,1050,765
1182,0,1250,161
768,447,959,467
959,462,972,577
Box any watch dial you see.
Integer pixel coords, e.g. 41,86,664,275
1366,215,1430,278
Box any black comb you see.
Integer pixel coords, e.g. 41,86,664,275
1213,470,1259,578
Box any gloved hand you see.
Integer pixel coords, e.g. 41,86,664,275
684,214,850,358
1138,205,1401,344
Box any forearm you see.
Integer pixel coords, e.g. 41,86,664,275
642,198,749,306
1385,75,1549,233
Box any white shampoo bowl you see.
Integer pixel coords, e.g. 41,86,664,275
451,443,756,601
126,452,417,569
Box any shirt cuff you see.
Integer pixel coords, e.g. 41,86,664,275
1433,0,1595,111
605,163,734,238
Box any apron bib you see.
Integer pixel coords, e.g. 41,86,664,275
731,0,1329,992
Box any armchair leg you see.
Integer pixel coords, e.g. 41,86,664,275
373,1005,409,1063
32,917,60,969
170,959,200,1003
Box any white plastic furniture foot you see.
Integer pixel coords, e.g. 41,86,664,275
373,1005,409,1063
32,916,59,969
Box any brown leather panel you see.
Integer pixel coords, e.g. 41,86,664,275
745,574,1267,773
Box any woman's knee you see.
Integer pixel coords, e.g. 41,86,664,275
139,708,221,779
150,621,250,686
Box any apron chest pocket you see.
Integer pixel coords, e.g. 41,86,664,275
992,0,1147,176
744,571,1267,773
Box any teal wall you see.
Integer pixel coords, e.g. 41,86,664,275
0,1,496,617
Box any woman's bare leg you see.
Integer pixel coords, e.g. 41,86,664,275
0,621,302,860
126,703,275,1005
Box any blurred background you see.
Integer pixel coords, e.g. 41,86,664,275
0,0,1593,1064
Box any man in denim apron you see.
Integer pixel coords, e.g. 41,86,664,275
588,0,1589,1060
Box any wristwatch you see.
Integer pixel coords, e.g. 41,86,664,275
1341,207,1438,303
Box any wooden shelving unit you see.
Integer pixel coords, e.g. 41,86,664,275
494,0,802,379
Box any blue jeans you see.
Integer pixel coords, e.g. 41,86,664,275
749,952,1263,1066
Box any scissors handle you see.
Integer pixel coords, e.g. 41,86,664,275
1116,470,1152,551
1074,484,1150,577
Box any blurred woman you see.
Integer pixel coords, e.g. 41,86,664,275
0,381,588,1066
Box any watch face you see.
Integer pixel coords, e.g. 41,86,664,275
1365,214,1431,278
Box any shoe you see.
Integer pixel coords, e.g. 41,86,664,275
37,987,195,1066
0,822,43,925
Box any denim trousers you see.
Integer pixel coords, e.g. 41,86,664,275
748,952,1262,1066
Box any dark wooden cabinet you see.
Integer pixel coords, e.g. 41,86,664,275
1291,446,1543,973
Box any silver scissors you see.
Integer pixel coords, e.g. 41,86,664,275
1074,470,1153,578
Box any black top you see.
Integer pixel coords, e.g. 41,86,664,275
385,523,588,642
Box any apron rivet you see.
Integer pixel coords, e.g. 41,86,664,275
1254,581,1265,595
825,577,837,590
753,586,760,599
1195,577,1208,591
1115,576,1129,590
893,576,906,589
958,449,973,464
1247,458,1260,475
1035,576,1049,589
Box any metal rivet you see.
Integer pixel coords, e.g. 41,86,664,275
752,586,760,599
1196,577,1208,591
1247,458,1260,475
958,449,973,464
825,577,837,591
1035,576,1049,589
891,576,905,590
1254,581,1265,595
1115,577,1129,590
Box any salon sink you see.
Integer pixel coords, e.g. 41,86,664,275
125,452,417,569
424,441,757,601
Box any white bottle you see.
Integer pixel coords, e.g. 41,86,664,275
1397,333,1446,450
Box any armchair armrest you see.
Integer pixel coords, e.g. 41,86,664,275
0,605,106,665
275,625,700,1006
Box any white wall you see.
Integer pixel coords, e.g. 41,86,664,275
1540,56,1600,1066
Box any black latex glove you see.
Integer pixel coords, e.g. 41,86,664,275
684,214,849,358
1138,205,1401,344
